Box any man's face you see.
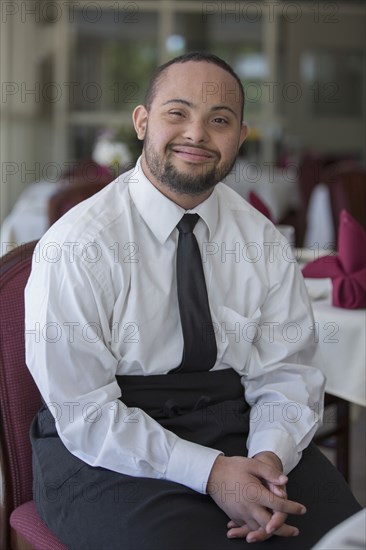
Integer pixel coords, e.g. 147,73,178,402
133,61,248,198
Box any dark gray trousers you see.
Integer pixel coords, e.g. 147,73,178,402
31,370,361,550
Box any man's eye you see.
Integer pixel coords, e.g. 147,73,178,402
213,117,228,125
169,111,184,117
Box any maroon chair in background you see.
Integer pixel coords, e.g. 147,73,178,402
271,153,325,248
48,156,118,227
61,157,114,186
0,241,67,550
297,153,325,211
304,160,364,480
288,153,361,248
48,180,110,226
291,153,326,247
320,163,366,244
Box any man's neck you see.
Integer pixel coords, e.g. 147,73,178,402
154,185,214,210
140,157,214,210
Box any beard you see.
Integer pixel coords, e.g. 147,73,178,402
143,131,238,196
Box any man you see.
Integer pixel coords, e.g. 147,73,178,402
25,52,360,550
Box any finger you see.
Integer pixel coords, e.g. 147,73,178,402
248,459,288,486
267,482,287,498
264,485,288,533
242,516,260,533
253,504,278,532
246,526,271,543
271,486,287,498
226,510,296,541
264,504,300,538
265,511,288,534
227,524,251,539
271,497,305,515
243,510,299,540
227,515,259,533
270,522,299,538
262,480,305,516
256,486,306,515
227,520,239,528
232,508,263,534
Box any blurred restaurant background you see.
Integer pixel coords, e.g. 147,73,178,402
0,0,366,517
1,0,365,251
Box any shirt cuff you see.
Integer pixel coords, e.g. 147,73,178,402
247,428,302,474
165,438,223,494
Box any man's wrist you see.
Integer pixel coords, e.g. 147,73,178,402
206,454,226,494
253,451,283,472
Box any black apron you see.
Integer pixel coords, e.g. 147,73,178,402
30,369,361,550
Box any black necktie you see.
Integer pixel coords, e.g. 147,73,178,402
173,214,217,373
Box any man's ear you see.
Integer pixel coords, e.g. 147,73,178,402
239,122,250,148
133,105,148,140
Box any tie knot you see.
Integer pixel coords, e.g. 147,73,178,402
177,214,199,234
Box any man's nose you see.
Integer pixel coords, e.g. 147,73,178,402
182,119,209,143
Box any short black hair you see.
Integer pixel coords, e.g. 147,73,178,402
144,51,245,123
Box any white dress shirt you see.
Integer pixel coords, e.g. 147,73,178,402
25,158,325,494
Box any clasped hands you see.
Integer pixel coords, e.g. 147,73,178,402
207,451,305,543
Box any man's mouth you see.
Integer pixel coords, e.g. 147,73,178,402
169,146,217,163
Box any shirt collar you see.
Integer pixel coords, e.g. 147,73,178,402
128,157,219,243
191,187,219,241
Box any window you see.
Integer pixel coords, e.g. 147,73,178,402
300,50,364,117
70,9,158,112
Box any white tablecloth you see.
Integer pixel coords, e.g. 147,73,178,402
223,160,299,222
0,180,60,256
306,280,366,407
312,508,366,549
304,183,336,248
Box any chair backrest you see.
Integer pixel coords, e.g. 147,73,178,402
61,158,114,183
298,153,324,209
297,154,359,210
48,180,110,226
0,241,41,547
321,164,366,241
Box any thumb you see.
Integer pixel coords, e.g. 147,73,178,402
249,459,288,485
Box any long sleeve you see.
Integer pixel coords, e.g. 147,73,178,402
25,245,221,494
25,167,326,495
243,245,326,474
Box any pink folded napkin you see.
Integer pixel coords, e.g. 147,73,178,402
248,191,275,223
302,210,366,309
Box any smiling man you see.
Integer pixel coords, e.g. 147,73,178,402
25,52,360,550
134,60,247,205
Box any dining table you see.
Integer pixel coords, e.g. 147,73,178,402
0,180,61,256
297,248,366,408
223,158,300,223
310,293,366,407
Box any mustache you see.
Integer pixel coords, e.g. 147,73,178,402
167,144,220,160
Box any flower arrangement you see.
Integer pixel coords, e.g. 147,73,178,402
92,129,133,174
